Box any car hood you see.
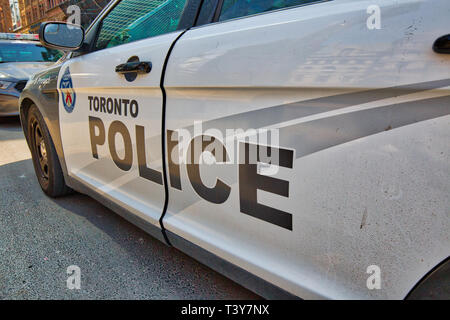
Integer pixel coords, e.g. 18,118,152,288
0,62,54,81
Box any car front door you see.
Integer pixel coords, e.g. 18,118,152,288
58,0,191,228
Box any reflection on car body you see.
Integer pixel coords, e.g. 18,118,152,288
0,34,62,116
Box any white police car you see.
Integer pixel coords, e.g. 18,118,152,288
19,0,450,299
0,33,62,116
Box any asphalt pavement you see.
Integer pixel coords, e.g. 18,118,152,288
0,116,258,299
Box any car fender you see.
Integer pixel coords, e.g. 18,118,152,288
19,63,69,182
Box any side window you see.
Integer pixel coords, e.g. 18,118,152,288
95,0,189,51
218,0,319,22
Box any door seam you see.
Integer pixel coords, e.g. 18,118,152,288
159,29,189,246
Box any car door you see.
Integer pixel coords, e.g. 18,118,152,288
58,0,192,228
162,0,450,299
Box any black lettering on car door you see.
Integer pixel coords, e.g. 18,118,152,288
239,142,293,230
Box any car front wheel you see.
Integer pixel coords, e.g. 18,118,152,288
27,104,71,197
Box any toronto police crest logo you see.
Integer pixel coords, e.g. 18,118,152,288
60,68,76,113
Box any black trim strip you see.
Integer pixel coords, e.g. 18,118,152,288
194,0,219,26
178,0,204,30
192,0,206,26
159,29,190,246
213,0,225,22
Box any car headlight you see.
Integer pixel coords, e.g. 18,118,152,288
0,80,14,89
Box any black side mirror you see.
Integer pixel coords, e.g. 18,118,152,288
39,22,85,52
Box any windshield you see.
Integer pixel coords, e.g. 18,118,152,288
0,42,63,63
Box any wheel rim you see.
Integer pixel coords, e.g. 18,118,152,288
31,118,49,182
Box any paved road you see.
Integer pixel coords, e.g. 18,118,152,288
0,116,258,299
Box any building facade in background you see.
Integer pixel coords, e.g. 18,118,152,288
18,0,66,33
0,0,13,32
0,0,109,34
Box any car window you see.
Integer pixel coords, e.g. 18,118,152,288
95,0,189,51
218,0,319,21
0,43,62,63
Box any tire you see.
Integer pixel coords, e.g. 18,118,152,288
27,104,72,197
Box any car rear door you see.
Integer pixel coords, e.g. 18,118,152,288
162,0,450,299
58,0,193,229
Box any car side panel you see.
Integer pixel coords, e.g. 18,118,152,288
163,0,450,299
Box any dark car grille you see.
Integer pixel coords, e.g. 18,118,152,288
14,80,27,92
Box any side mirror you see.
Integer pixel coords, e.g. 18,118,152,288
39,22,85,51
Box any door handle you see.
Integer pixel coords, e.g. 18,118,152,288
115,61,152,74
433,34,450,54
